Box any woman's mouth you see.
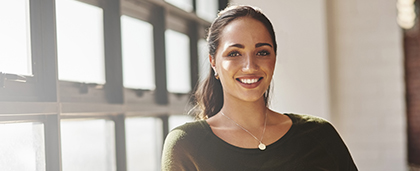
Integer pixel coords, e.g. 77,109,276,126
238,78,260,84
236,77,263,88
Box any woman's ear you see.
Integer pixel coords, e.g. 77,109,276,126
209,55,219,79
209,54,216,72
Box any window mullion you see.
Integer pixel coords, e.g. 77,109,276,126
113,114,127,171
192,0,197,12
160,115,170,146
31,0,59,102
188,21,199,95
103,0,124,104
152,6,169,105
44,114,62,171
30,0,61,171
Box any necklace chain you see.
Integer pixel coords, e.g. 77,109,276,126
220,110,268,150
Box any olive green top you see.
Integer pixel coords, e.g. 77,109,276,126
162,114,358,171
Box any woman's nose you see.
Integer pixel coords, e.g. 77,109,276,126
242,54,258,73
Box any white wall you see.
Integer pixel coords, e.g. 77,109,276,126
231,0,407,170
327,0,406,170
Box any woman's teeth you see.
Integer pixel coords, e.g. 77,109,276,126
240,78,259,84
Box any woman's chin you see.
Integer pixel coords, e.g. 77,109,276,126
234,93,266,103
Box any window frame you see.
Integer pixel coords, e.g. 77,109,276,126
0,0,227,170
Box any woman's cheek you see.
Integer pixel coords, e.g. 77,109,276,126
221,60,233,70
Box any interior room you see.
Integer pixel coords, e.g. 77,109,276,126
0,0,418,170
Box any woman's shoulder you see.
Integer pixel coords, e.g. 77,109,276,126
283,113,358,170
164,120,209,146
170,119,209,134
162,120,211,170
285,113,331,126
284,113,337,136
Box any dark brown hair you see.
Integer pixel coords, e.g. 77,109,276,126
193,5,277,120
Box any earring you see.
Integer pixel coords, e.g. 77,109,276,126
214,72,219,79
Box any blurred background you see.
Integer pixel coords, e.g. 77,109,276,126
0,0,418,170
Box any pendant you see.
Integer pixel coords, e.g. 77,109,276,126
258,143,266,150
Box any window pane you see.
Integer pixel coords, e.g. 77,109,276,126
125,117,162,171
165,30,191,93
61,119,116,171
198,39,210,81
169,115,193,131
0,122,45,171
121,16,155,90
165,0,193,12
196,0,218,22
56,0,105,84
0,0,32,76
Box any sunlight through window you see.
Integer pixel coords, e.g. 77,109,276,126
165,30,191,93
125,117,162,171
61,119,116,171
198,39,210,81
121,16,155,90
56,0,105,84
0,0,32,76
165,0,193,12
196,0,218,22
0,122,45,171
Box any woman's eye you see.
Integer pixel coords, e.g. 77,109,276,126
257,51,270,56
228,51,240,57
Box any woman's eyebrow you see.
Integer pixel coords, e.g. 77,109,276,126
255,43,272,48
227,43,272,48
228,43,245,48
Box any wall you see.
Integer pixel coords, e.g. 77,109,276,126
231,0,407,170
326,0,406,170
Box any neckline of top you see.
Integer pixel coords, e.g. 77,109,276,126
200,113,297,152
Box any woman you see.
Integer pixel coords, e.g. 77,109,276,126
162,5,357,171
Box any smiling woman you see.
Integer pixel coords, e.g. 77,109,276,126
209,16,276,105
162,5,358,171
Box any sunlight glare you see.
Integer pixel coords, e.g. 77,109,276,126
0,0,32,76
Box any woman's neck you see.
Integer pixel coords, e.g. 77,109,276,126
219,95,268,128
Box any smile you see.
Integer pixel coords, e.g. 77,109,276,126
236,77,263,85
240,78,259,84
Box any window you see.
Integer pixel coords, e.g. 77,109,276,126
56,0,105,84
165,30,191,93
61,119,116,171
0,0,225,170
125,117,163,171
198,39,210,81
165,0,194,12
196,0,219,22
121,15,155,90
0,122,45,171
0,0,32,76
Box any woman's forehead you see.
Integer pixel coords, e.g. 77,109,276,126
219,17,273,48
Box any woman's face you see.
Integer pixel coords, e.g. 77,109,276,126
210,17,276,103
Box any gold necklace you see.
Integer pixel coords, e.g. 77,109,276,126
220,110,268,150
